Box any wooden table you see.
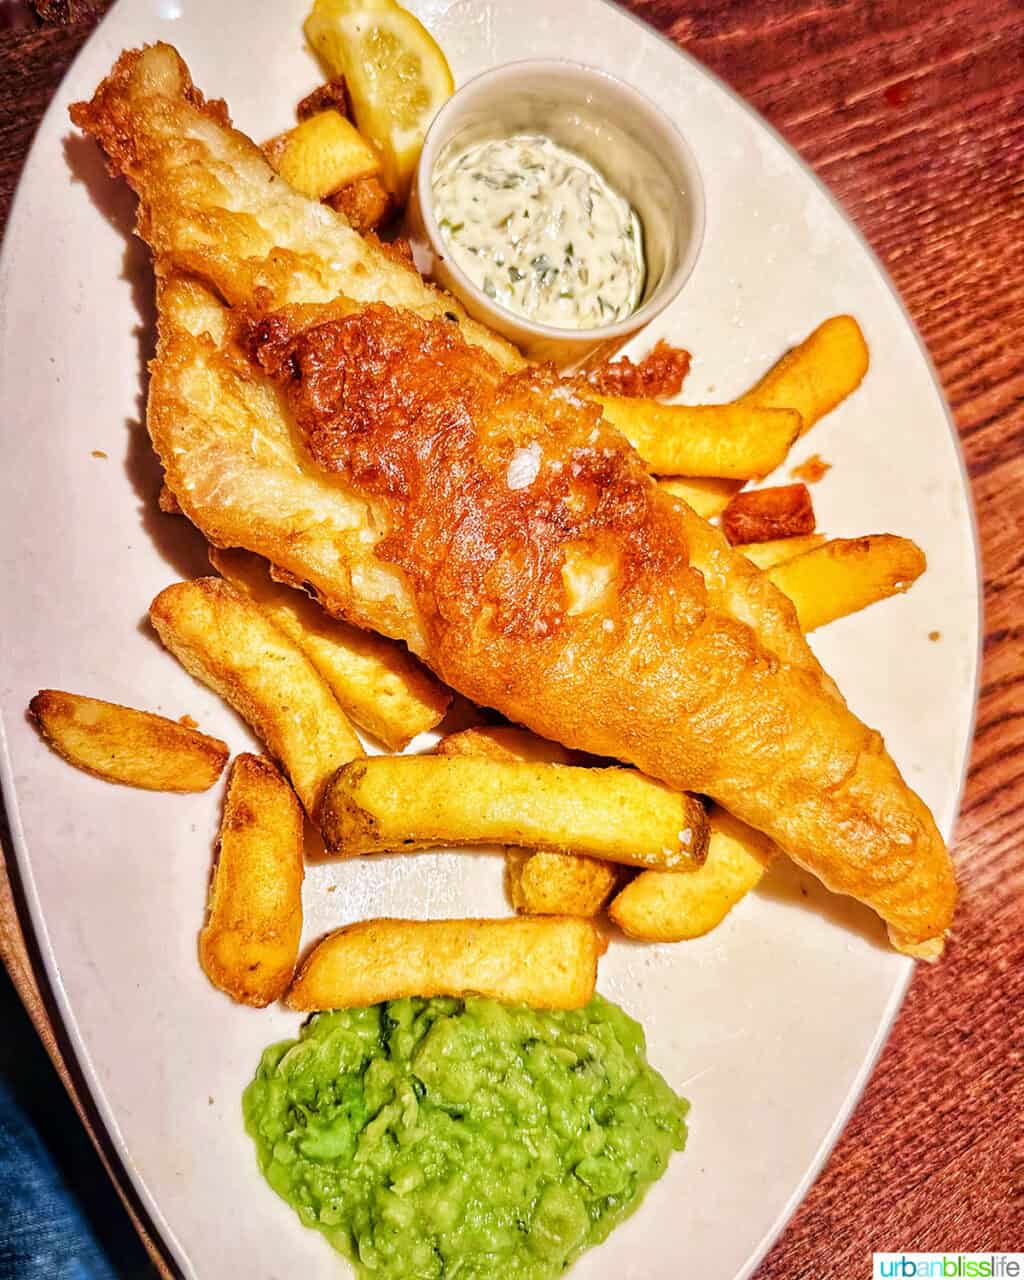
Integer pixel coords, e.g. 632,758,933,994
2,1,1021,1274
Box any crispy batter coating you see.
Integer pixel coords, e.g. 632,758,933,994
68,44,516,369
157,481,182,514
71,45,956,953
247,303,699,646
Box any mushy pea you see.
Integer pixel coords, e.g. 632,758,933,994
243,994,688,1278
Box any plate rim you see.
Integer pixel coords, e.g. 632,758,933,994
0,1,984,1276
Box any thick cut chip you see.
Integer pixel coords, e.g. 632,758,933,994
320,755,709,869
740,534,826,571
610,808,777,941
437,726,620,917
740,315,869,435
435,725,577,765
149,577,363,820
210,547,449,750
266,110,381,200
597,396,801,479
200,754,304,1007
767,536,926,632
506,850,624,918
722,483,816,545
29,689,227,791
658,476,739,519
287,916,606,1010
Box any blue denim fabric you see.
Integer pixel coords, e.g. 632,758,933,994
0,968,156,1280
0,1075,119,1280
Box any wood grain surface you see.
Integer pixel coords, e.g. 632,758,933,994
1,1,1021,1276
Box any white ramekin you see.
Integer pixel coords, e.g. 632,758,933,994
406,58,705,368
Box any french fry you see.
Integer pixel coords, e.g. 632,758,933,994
740,315,869,435
767,536,926,632
658,476,739,519
610,807,776,942
597,395,801,479
506,850,624,918
722,483,816,545
437,727,621,917
28,690,228,791
210,548,449,751
320,755,710,869
266,110,381,200
149,577,364,820
740,534,826,571
435,724,577,766
327,174,392,233
200,754,304,1007
286,916,606,1010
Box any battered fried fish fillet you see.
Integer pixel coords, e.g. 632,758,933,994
71,44,955,955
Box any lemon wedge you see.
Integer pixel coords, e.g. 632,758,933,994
305,0,454,200
304,0,398,78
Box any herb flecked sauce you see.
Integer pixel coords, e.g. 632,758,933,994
433,133,645,330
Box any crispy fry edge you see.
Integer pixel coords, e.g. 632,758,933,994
286,916,606,1011
28,689,228,791
199,753,305,1007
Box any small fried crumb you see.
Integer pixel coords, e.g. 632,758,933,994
790,453,831,484
584,340,691,399
158,483,182,515
296,76,352,122
91,450,107,459
928,630,941,642
179,714,199,729
327,176,392,234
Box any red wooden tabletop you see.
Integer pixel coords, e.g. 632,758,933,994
1,1,1021,1275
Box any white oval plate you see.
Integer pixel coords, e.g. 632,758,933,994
0,2,979,1277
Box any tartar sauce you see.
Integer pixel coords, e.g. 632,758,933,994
432,133,645,330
